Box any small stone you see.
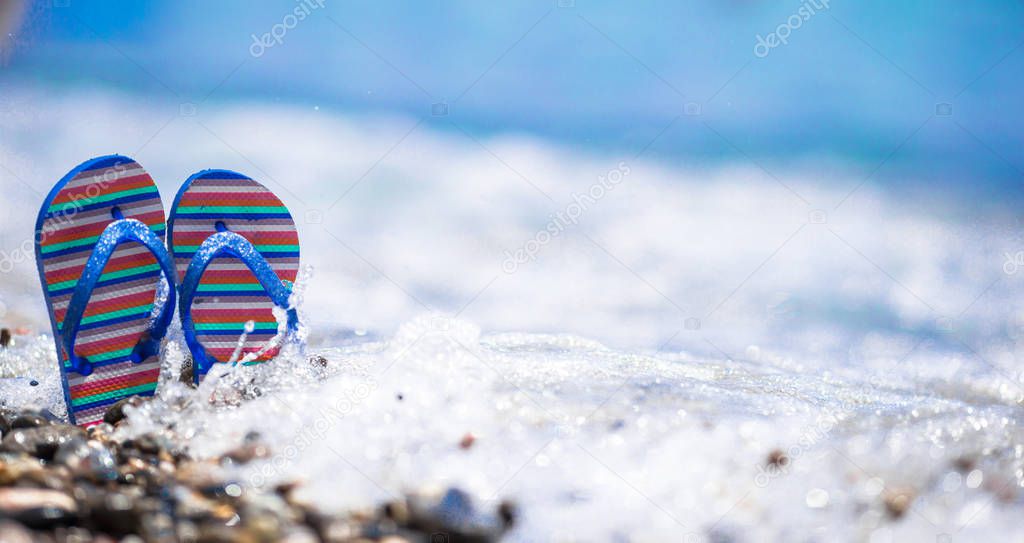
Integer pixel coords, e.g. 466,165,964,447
498,500,517,528
139,511,176,542
224,442,270,464
459,433,476,450
435,487,474,525
0,454,47,486
0,520,33,543
174,487,224,520
54,436,118,481
103,396,149,426
195,523,250,543
86,491,140,537
123,432,172,457
766,449,789,468
953,456,976,473
0,487,78,528
0,425,86,460
883,487,916,519
383,499,410,524
274,481,302,503
175,520,200,543
180,356,195,385
87,422,116,444
314,516,357,542
406,487,510,541
280,526,321,543
11,412,51,429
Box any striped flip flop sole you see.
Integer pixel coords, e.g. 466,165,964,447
168,171,299,374
35,155,167,427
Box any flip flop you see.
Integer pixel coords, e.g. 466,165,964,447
167,170,300,383
34,155,177,427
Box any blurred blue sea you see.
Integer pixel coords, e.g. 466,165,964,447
3,0,1022,203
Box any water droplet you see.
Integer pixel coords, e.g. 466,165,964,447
806,488,829,508
966,469,983,489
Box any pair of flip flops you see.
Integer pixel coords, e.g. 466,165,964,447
34,155,301,427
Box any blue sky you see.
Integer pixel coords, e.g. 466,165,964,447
4,0,1023,200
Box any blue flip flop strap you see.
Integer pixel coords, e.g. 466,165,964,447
179,231,299,379
60,219,178,377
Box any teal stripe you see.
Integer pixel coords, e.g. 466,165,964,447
175,244,299,253
41,223,165,254
195,322,279,331
47,186,158,213
175,206,288,214
195,283,264,292
80,304,154,326
62,346,134,367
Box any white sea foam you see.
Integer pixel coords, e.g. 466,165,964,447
1,85,1023,540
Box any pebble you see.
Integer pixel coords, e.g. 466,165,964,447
103,397,150,426
223,442,270,465
0,520,34,543
882,487,916,519
405,487,511,541
0,487,78,528
766,448,789,468
1,425,86,460
54,437,118,481
0,407,514,542
10,412,52,429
